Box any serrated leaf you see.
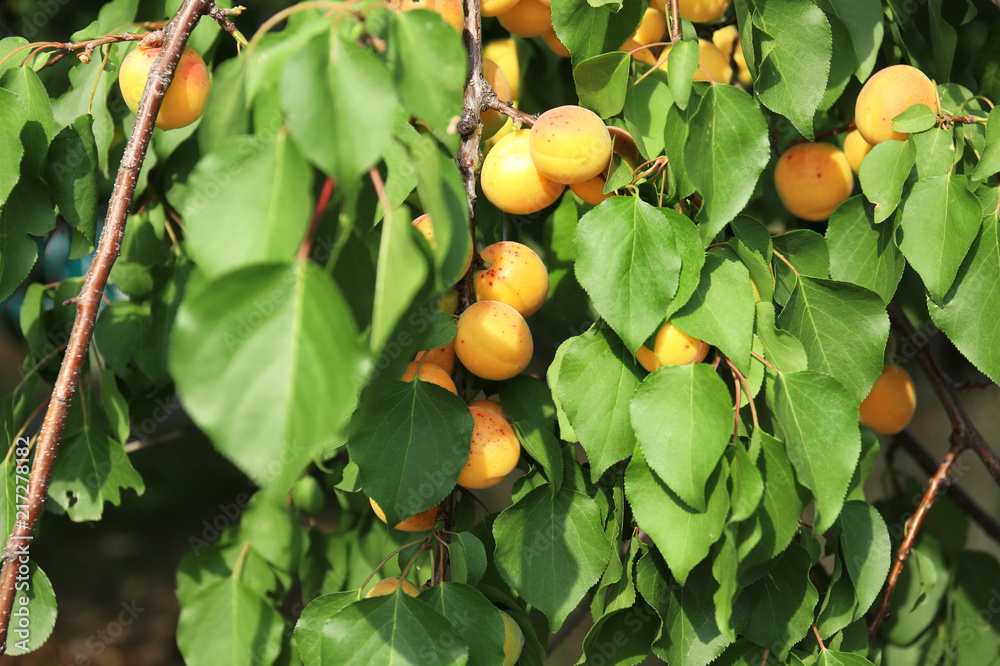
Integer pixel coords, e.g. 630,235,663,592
815,0,883,80
5,563,57,657
170,262,368,496
858,139,914,223
631,364,733,512
575,196,682,351
662,207,707,319
493,485,611,628
51,51,114,174
498,375,564,491
729,444,764,523
771,229,829,306
551,0,645,62
45,115,98,245
666,39,699,112
420,583,507,666
665,562,736,665
574,52,630,119
47,427,144,522
929,212,1000,383
752,0,832,138
838,501,890,621
411,135,470,286
295,591,360,665
742,543,818,660
449,532,487,587
777,277,889,403
553,328,641,479
685,85,770,243
0,88,26,204
770,371,861,533
971,107,1000,182
581,604,659,665
623,73,672,158
898,174,983,302
754,302,808,373
371,206,433,353
911,128,955,179
817,652,876,666
892,104,937,133
826,196,905,304
0,176,56,303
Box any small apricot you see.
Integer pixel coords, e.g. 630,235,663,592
455,301,533,380
529,106,613,185
855,65,939,145
711,25,751,85
415,340,456,374
366,576,421,598
843,129,874,174
481,129,565,214
484,39,520,100
412,214,474,279
370,498,439,531
483,0,520,17
859,365,916,435
676,0,730,22
458,406,522,489
542,29,570,58
401,360,457,393
469,399,505,418
483,59,513,139
636,321,709,371
773,142,854,221
389,0,464,31
500,610,525,666
497,0,551,38
630,8,667,47
118,45,210,130
570,173,612,205
474,241,549,317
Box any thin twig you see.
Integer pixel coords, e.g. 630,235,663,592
298,177,335,261
812,623,826,651
667,0,680,43
0,0,216,654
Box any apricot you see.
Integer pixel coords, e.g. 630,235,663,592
483,0,520,17
855,65,939,145
412,214,474,279
469,399,505,418
401,360,458,393
474,242,549,317
659,39,732,83
438,289,459,314
843,129,874,174
676,0,730,22
370,498,439,531
455,300,533,380
711,25,751,85
620,39,657,66
389,0,464,31
570,173,612,205
484,39,520,100
773,142,854,221
366,576,420,598
458,406,522,489
500,610,525,666
484,116,516,157
483,59,513,139
542,29,570,58
118,45,210,130
859,365,916,435
636,321,709,372
415,340,456,374
497,0,551,38
529,106,613,185
631,8,667,47
481,129,566,215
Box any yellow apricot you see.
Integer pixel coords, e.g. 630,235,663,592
118,46,210,131
370,498,439,531
621,39,657,65
414,341,456,374
484,39,520,100
542,29,570,58
637,321,709,371
632,8,667,47
677,0,730,22
481,129,566,215
366,576,421,598
570,173,612,205
497,0,551,38
855,65,939,145
401,360,458,393
483,0,520,17
859,365,916,435
843,129,874,175
455,300,533,380
469,399,505,418
458,406,522,489
659,39,732,83
483,59,514,139
474,241,549,317
389,0,464,30
773,142,854,221
412,214,474,279
711,25,751,85
500,610,525,666
484,116,516,157
438,289,459,314
529,106,613,185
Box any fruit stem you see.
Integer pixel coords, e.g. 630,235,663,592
360,538,429,593
298,176,336,262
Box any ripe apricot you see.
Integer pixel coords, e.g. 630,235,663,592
415,340,456,374
474,242,549,317
529,106,613,185
500,610,525,666
636,321,709,372
855,65,939,145
118,45,210,130
659,38,732,83
497,0,551,38
773,142,854,221
469,399,505,418
843,129,874,174
631,8,667,47
401,360,458,393
483,59,514,139
455,300,533,380
366,576,420,598
389,0,464,30
438,289,459,314
711,25,751,85
483,0,520,17
412,214,474,279
484,39,520,100
370,498,439,531
570,173,612,205
542,29,570,57
675,0,730,22
458,406,522,489
859,365,916,435
481,129,565,214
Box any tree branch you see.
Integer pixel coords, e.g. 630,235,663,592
667,0,680,43
0,0,216,654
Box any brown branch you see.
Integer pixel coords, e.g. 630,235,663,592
298,177,336,261
432,491,455,585
0,0,216,654
484,98,537,127
34,28,164,69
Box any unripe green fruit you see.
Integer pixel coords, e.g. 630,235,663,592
292,476,324,515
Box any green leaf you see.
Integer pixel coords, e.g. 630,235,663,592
48,427,144,522
898,174,983,302
574,196,682,351
493,485,611,628
929,212,1000,383
883,535,948,644
752,0,832,138
498,375,564,491
729,444,764,523
552,328,641,480
109,205,170,298
348,381,472,526
631,364,733,512
0,176,56,303
666,39,699,112
911,128,955,179
282,32,397,182
625,449,728,585
231,494,308,573
411,135,470,286
815,0,883,80
45,115,98,245
449,532,487,587
295,592,360,665
771,229,829,306
371,206,433,353
574,52,630,120
550,0,645,62
51,53,114,175
170,262,368,495
754,302,808,373
177,577,284,666
892,104,937,134
0,88,26,204
420,583,507,666
581,604,660,665
665,562,736,665
623,74,672,158
671,248,756,372
770,371,861,533
742,543,818,660
685,85,770,243
826,196,905,304
99,369,130,445
388,12,466,132
5,563,57,657
777,277,890,403
950,551,1000,664
663,207,707,318
858,139,915,223
197,57,249,155
837,501,890,620
971,107,1000,183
